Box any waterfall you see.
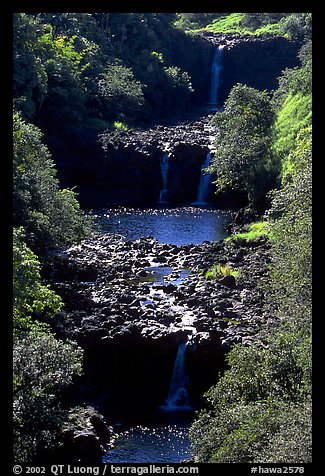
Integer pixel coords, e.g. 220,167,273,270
159,153,170,203
209,45,225,105
161,340,192,411
193,152,213,205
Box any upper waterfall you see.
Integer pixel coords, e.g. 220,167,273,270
209,45,225,106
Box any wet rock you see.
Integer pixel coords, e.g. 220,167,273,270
47,229,273,410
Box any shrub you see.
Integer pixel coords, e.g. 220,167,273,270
97,64,145,122
189,329,312,463
210,84,276,209
113,121,129,132
13,227,63,329
13,111,91,253
205,263,239,280
13,324,83,462
226,221,270,245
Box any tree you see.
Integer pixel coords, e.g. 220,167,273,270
13,13,49,119
13,227,84,462
13,111,91,253
97,63,145,122
189,330,312,463
13,227,62,329
210,84,276,209
13,325,83,462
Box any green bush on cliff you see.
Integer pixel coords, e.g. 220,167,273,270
13,227,63,330
210,84,276,209
13,105,89,463
13,325,83,462
272,93,312,182
13,226,84,462
13,111,91,254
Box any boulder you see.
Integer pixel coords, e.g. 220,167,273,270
219,274,236,288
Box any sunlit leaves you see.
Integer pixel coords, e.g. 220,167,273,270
210,84,276,207
13,227,62,329
97,64,145,121
190,330,312,463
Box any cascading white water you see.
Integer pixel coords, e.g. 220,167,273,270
209,45,225,105
159,153,170,203
161,340,192,411
193,152,213,205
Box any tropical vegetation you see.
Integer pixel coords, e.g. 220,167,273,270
189,13,312,463
12,12,312,464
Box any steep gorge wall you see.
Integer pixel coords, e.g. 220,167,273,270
55,35,301,209
218,36,301,104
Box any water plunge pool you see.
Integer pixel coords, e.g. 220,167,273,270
92,207,231,246
91,206,231,462
103,413,193,464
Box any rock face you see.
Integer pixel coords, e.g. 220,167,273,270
94,115,217,208
49,229,275,413
219,36,301,104
199,33,301,104
56,34,300,210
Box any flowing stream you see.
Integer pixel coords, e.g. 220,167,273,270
99,43,228,464
95,206,230,463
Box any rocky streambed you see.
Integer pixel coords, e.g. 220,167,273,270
48,227,275,414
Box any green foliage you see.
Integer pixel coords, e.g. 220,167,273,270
13,224,84,463
210,84,276,208
174,13,226,31
190,329,312,463
98,64,145,122
150,51,164,63
273,42,312,110
181,13,311,40
13,111,91,253
198,13,245,35
280,13,312,41
272,93,312,181
14,12,198,126
205,263,239,280
190,32,312,464
198,13,287,37
266,127,312,328
226,221,269,245
114,121,129,132
191,397,311,463
13,227,63,329
240,13,288,32
13,324,83,462
163,66,194,108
